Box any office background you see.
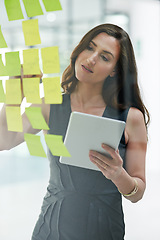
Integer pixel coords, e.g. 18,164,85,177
0,0,160,239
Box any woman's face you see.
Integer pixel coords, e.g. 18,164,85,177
75,32,120,86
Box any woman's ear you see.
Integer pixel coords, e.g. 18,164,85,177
110,69,116,77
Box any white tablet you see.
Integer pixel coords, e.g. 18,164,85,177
59,111,125,171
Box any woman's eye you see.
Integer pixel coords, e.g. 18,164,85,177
101,55,109,62
86,45,93,51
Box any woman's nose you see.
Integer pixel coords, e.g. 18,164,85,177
87,53,98,65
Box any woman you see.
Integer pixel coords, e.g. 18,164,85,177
0,24,150,240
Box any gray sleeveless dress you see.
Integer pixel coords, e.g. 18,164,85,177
32,94,129,240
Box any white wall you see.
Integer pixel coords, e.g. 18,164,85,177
123,1,160,239
130,0,160,172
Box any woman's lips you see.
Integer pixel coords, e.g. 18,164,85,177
82,65,93,73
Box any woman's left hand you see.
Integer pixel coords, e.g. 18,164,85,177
89,144,123,181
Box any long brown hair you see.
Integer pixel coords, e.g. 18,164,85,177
61,23,150,127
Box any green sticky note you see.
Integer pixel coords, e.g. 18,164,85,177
0,80,6,102
0,55,6,76
23,48,41,75
23,77,41,104
22,19,41,46
25,107,49,130
6,78,22,104
6,106,23,132
42,0,62,11
24,133,46,158
41,46,60,74
4,0,24,21
0,26,7,48
5,51,21,76
45,134,71,157
43,77,62,104
22,0,43,18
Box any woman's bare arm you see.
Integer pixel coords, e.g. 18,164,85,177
89,107,147,203
108,107,147,203
0,99,50,151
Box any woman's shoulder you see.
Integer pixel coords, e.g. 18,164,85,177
125,107,147,144
127,107,145,126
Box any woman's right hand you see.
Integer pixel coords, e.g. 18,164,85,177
0,67,44,151
13,65,43,103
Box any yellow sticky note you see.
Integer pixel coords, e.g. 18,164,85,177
41,46,60,74
23,48,41,75
43,77,62,104
0,26,7,48
5,51,21,76
6,78,22,104
24,133,46,158
4,0,24,21
25,107,49,130
6,106,23,132
42,0,62,12
45,134,71,157
23,77,41,104
22,19,41,46
0,80,6,102
0,54,7,76
22,0,43,18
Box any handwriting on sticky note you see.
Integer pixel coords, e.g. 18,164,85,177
22,19,41,46
42,0,62,12
4,0,24,21
5,51,21,76
0,26,7,48
43,77,62,104
23,48,41,75
22,0,43,18
6,106,23,132
25,107,49,130
41,46,60,74
45,134,71,157
0,80,5,103
23,77,41,104
24,133,47,158
6,78,22,104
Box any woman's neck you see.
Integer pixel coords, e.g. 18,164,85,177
70,82,106,114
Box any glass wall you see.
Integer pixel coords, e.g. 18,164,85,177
0,0,160,239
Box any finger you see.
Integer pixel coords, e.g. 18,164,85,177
89,150,111,164
102,145,124,168
101,144,118,159
89,154,109,171
89,151,112,168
